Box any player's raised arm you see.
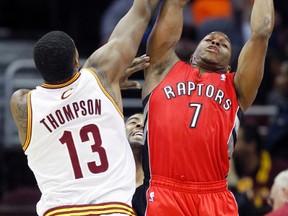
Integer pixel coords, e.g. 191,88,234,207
143,0,190,99
235,0,274,111
84,0,159,85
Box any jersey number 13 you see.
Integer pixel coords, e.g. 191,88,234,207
59,124,109,179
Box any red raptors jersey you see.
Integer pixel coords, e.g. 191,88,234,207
143,61,242,182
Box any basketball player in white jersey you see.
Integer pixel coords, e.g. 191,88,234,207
9,0,159,215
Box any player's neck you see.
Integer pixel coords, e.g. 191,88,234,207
191,56,227,75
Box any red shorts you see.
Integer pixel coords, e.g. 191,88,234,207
142,175,238,216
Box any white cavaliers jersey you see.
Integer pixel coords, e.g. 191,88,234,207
24,69,136,216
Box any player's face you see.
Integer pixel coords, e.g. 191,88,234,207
125,113,144,145
193,32,232,68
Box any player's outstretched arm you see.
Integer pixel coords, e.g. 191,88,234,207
83,0,159,110
235,0,274,111
84,0,159,85
143,0,190,99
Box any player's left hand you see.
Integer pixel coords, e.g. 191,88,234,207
120,54,150,90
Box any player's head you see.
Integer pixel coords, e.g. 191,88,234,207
125,113,144,146
33,31,79,84
190,31,232,73
268,169,288,211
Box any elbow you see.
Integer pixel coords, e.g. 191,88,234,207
250,29,272,42
251,17,274,39
238,91,258,112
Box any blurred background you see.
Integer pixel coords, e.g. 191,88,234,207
0,0,287,215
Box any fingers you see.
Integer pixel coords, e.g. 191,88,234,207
119,55,150,90
126,57,150,78
131,54,150,67
128,62,150,75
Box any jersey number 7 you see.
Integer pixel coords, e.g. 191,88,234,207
189,103,202,128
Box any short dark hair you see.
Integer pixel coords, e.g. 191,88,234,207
33,31,76,83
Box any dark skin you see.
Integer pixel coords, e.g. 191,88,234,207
143,0,275,112
190,32,232,74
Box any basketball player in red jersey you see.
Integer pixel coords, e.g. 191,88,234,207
132,0,275,215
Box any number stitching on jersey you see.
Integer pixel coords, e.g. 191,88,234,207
189,103,202,128
59,124,109,179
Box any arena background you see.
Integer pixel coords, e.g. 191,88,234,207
0,0,287,215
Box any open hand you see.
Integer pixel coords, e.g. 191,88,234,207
120,54,150,90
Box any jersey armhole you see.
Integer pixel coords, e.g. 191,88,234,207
23,91,33,151
142,93,151,108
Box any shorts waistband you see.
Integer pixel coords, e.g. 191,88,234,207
44,202,136,216
150,175,228,193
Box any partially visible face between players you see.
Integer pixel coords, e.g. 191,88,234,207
125,113,144,145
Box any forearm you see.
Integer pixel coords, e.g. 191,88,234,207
235,0,274,111
250,0,274,39
108,0,160,63
147,0,188,62
109,0,160,41
145,0,161,19
88,0,160,84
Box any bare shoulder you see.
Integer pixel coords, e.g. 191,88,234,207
11,89,30,108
